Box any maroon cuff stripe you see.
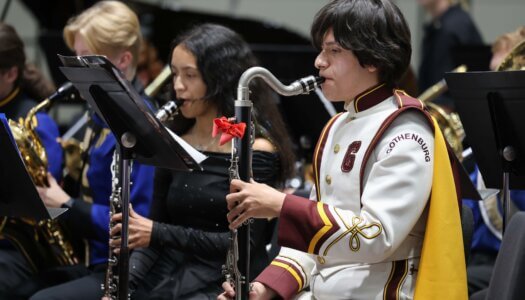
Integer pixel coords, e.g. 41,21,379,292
256,263,300,300
313,204,340,254
278,194,325,252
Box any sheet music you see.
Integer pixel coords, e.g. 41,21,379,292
165,127,207,164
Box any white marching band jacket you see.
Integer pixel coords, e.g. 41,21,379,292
256,85,437,300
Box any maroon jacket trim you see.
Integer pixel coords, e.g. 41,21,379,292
278,194,340,253
313,203,340,254
383,260,409,300
354,83,393,113
358,91,430,202
255,263,300,300
273,257,305,288
313,113,344,201
358,91,463,210
278,194,324,252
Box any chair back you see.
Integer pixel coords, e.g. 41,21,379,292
484,211,525,300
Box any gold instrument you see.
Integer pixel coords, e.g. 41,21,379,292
8,100,50,187
497,39,525,71
418,65,467,159
0,82,81,271
419,38,525,160
144,65,172,97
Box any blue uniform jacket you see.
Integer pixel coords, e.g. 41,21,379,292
464,166,525,254
84,112,155,265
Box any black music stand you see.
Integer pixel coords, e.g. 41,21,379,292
58,55,206,299
0,115,67,220
446,70,525,234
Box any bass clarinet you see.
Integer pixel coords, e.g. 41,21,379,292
224,67,324,299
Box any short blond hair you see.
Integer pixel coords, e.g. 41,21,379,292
63,1,142,70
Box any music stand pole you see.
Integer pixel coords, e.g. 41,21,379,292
446,71,525,238
501,150,513,234
488,92,517,234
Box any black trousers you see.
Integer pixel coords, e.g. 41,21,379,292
467,251,497,296
29,264,105,300
0,247,33,299
0,246,93,299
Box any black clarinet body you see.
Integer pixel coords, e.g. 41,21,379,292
234,101,253,300
102,146,131,300
228,67,324,299
102,101,180,299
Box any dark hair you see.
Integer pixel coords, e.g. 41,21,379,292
0,22,26,82
311,0,411,87
0,22,55,100
169,23,295,184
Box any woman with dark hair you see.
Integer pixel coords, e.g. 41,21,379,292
109,23,295,299
221,0,467,299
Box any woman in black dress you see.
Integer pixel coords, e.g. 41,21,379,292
110,23,295,299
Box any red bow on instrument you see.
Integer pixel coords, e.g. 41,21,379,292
212,117,246,146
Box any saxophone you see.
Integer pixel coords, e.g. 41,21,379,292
0,82,81,271
418,65,467,160
222,67,324,299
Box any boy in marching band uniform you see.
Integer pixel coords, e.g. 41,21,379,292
220,0,467,299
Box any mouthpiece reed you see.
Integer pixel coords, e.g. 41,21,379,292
296,76,325,94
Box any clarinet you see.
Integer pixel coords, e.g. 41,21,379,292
102,149,125,299
102,100,180,299
225,67,324,299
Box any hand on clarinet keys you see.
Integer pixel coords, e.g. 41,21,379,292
225,179,286,230
109,205,153,252
217,281,276,300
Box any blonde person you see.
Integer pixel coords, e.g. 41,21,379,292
31,2,155,299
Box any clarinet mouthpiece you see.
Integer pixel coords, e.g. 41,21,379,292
296,75,325,94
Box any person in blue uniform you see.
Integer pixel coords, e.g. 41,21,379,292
30,2,155,299
0,21,64,299
464,167,525,295
0,22,62,180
